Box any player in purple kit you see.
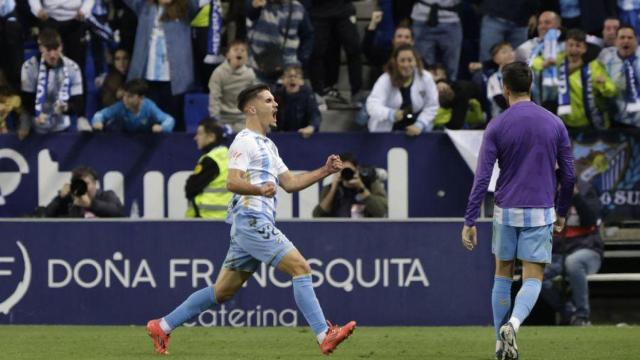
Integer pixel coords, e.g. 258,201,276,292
461,61,575,360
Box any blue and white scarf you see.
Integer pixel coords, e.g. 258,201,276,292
623,56,640,112
581,63,606,129
557,58,606,128
542,29,560,87
557,58,571,115
35,57,70,117
204,0,223,65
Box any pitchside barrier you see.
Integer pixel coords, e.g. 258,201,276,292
0,219,494,326
1,131,639,222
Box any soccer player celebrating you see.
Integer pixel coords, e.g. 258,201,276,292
461,62,575,360
146,84,356,355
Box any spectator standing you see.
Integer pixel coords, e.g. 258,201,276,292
99,47,130,107
246,0,314,85
0,85,27,138
598,25,640,128
92,79,174,133
362,12,414,87
20,28,84,136
44,165,124,218
515,11,562,63
28,0,93,78
208,40,256,133
366,44,439,136
532,29,616,129
485,42,515,119
273,65,321,137
602,17,621,48
123,0,199,132
0,0,24,91
308,0,364,105
313,153,387,218
411,0,463,80
477,0,539,62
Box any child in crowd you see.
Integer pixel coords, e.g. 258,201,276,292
91,79,175,133
208,40,256,133
485,42,516,119
273,65,322,138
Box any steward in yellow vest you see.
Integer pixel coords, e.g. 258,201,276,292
185,118,232,218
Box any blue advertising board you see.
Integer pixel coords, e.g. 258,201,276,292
0,220,493,326
0,133,474,219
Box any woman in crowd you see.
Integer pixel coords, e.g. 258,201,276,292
366,44,439,136
123,0,199,131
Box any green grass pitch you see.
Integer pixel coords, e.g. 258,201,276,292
1,325,638,359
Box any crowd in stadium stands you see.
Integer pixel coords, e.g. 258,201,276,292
1,0,640,138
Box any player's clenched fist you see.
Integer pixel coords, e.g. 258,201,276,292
260,182,276,197
324,155,343,174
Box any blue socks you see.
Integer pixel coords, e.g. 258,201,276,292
163,286,216,331
293,274,328,337
510,278,542,331
492,276,513,340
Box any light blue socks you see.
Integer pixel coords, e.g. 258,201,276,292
510,278,542,331
492,276,513,340
163,286,216,331
293,274,328,338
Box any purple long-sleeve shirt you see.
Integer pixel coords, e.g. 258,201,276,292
464,101,575,227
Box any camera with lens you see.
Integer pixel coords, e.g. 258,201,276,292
70,177,88,197
340,166,378,189
340,167,355,181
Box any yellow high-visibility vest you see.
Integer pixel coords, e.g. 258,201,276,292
186,146,232,219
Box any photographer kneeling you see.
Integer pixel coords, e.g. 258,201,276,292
44,166,125,218
313,153,388,218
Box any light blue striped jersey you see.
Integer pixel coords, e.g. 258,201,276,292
145,7,170,81
494,206,556,227
227,129,289,223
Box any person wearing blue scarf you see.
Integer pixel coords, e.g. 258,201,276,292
533,29,616,129
597,25,640,128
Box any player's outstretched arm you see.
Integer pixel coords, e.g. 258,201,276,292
227,169,276,197
279,155,343,193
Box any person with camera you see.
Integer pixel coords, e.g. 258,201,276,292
44,166,124,218
366,44,439,136
313,153,387,218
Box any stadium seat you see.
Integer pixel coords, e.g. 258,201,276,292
184,92,209,133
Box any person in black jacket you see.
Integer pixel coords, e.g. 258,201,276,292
45,166,124,218
541,180,604,326
273,65,321,137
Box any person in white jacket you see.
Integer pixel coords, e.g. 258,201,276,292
366,44,439,136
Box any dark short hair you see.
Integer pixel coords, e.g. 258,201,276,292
237,84,271,112
198,116,225,140
122,79,148,96
489,41,512,59
566,28,587,43
395,19,412,35
71,166,98,182
226,40,248,54
38,28,62,50
617,25,637,37
502,61,532,94
339,153,358,167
